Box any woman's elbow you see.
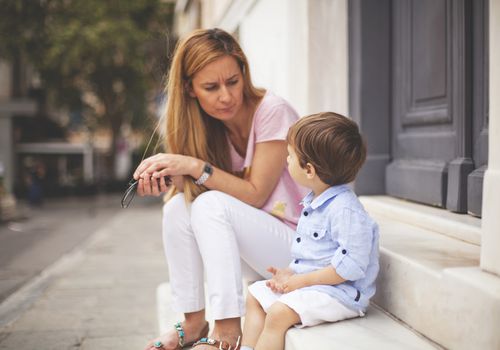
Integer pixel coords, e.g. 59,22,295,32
243,185,271,208
245,192,269,208
252,197,268,209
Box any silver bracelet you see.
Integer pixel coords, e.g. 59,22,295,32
194,163,213,185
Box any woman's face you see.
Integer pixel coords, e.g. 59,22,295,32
189,55,244,122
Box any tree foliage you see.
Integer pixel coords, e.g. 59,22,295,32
0,0,174,170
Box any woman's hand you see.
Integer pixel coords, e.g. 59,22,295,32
134,153,201,180
136,175,184,196
133,153,202,196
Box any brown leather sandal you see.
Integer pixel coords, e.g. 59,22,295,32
192,336,241,350
153,321,209,350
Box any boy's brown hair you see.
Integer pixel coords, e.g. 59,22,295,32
287,112,367,186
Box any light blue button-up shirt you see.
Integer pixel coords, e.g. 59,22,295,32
288,184,379,312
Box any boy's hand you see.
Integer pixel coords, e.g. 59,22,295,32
266,266,295,293
282,274,308,293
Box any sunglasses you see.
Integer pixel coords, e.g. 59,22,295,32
120,121,166,208
121,176,171,208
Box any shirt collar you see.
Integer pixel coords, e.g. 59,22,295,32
301,184,350,210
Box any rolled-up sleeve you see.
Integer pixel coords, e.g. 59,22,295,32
330,208,373,281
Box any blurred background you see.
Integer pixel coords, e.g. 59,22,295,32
0,0,176,218
1,0,492,222
0,0,491,221
0,2,499,349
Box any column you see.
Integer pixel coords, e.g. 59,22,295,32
480,0,500,276
0,113,13,193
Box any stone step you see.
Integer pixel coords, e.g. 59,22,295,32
360,195,481,245
156,282,440,350
360,196,500,350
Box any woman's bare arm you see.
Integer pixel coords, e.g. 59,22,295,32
134,140,288,208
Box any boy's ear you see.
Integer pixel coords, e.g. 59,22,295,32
305,163,316,179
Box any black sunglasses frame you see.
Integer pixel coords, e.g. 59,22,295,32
121,180,139,209
121,176,171,209
120,121,163,209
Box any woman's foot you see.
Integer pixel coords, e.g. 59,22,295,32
144,320,209,350
193,318,242,350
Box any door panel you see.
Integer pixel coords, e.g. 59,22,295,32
411,0,447,114
387,0,455,208
351,0,488,215
387,0,476,211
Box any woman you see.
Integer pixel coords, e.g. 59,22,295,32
135,28,306,350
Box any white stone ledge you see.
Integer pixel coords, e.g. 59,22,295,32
360,195,481,245
156,282,439,350
366,200,500,350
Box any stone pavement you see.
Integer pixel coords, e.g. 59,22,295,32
0,196,168,350
0,195,126,303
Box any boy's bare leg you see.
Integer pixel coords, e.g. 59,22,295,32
242,294,266,348
255,302,300,350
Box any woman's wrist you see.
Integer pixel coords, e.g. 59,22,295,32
189,157,205,179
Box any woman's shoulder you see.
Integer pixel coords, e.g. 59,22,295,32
257,91,295,111
251,91,299,142
254,91,299,121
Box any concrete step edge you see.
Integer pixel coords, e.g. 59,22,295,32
156,282,441,350
360,195,481,245
370,210,500,350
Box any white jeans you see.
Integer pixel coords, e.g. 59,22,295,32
162,190,295,320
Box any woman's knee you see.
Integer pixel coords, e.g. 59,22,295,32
162,193,186,218
191,190,228,210
162,193,190,240
191,190,230,225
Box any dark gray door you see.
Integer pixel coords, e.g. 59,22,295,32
385,0,488,215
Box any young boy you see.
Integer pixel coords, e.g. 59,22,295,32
240,112,379,350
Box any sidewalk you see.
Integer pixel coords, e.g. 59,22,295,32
0,194,127,303
0,197,167,350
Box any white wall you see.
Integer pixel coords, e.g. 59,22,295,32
237,0,348,118
239,0,309,116
202,0,233,28
174,1,201,37
307,0,349,116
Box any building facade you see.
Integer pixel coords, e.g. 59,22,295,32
174,1,500,349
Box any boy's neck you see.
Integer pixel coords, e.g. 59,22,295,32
310,181,331,200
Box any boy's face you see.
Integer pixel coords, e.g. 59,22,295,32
287,144,309,187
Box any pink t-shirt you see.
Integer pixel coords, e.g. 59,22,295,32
229,91,308,228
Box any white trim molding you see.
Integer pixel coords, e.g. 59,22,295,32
480,0,500,276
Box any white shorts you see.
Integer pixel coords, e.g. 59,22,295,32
248,280,364,328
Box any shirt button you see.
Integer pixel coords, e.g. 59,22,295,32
294,259,299,264
342,249,347,255
313,232,318,238
303,211,308,216
296,237,301,243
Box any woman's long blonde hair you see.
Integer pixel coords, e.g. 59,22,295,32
164,28,265,202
